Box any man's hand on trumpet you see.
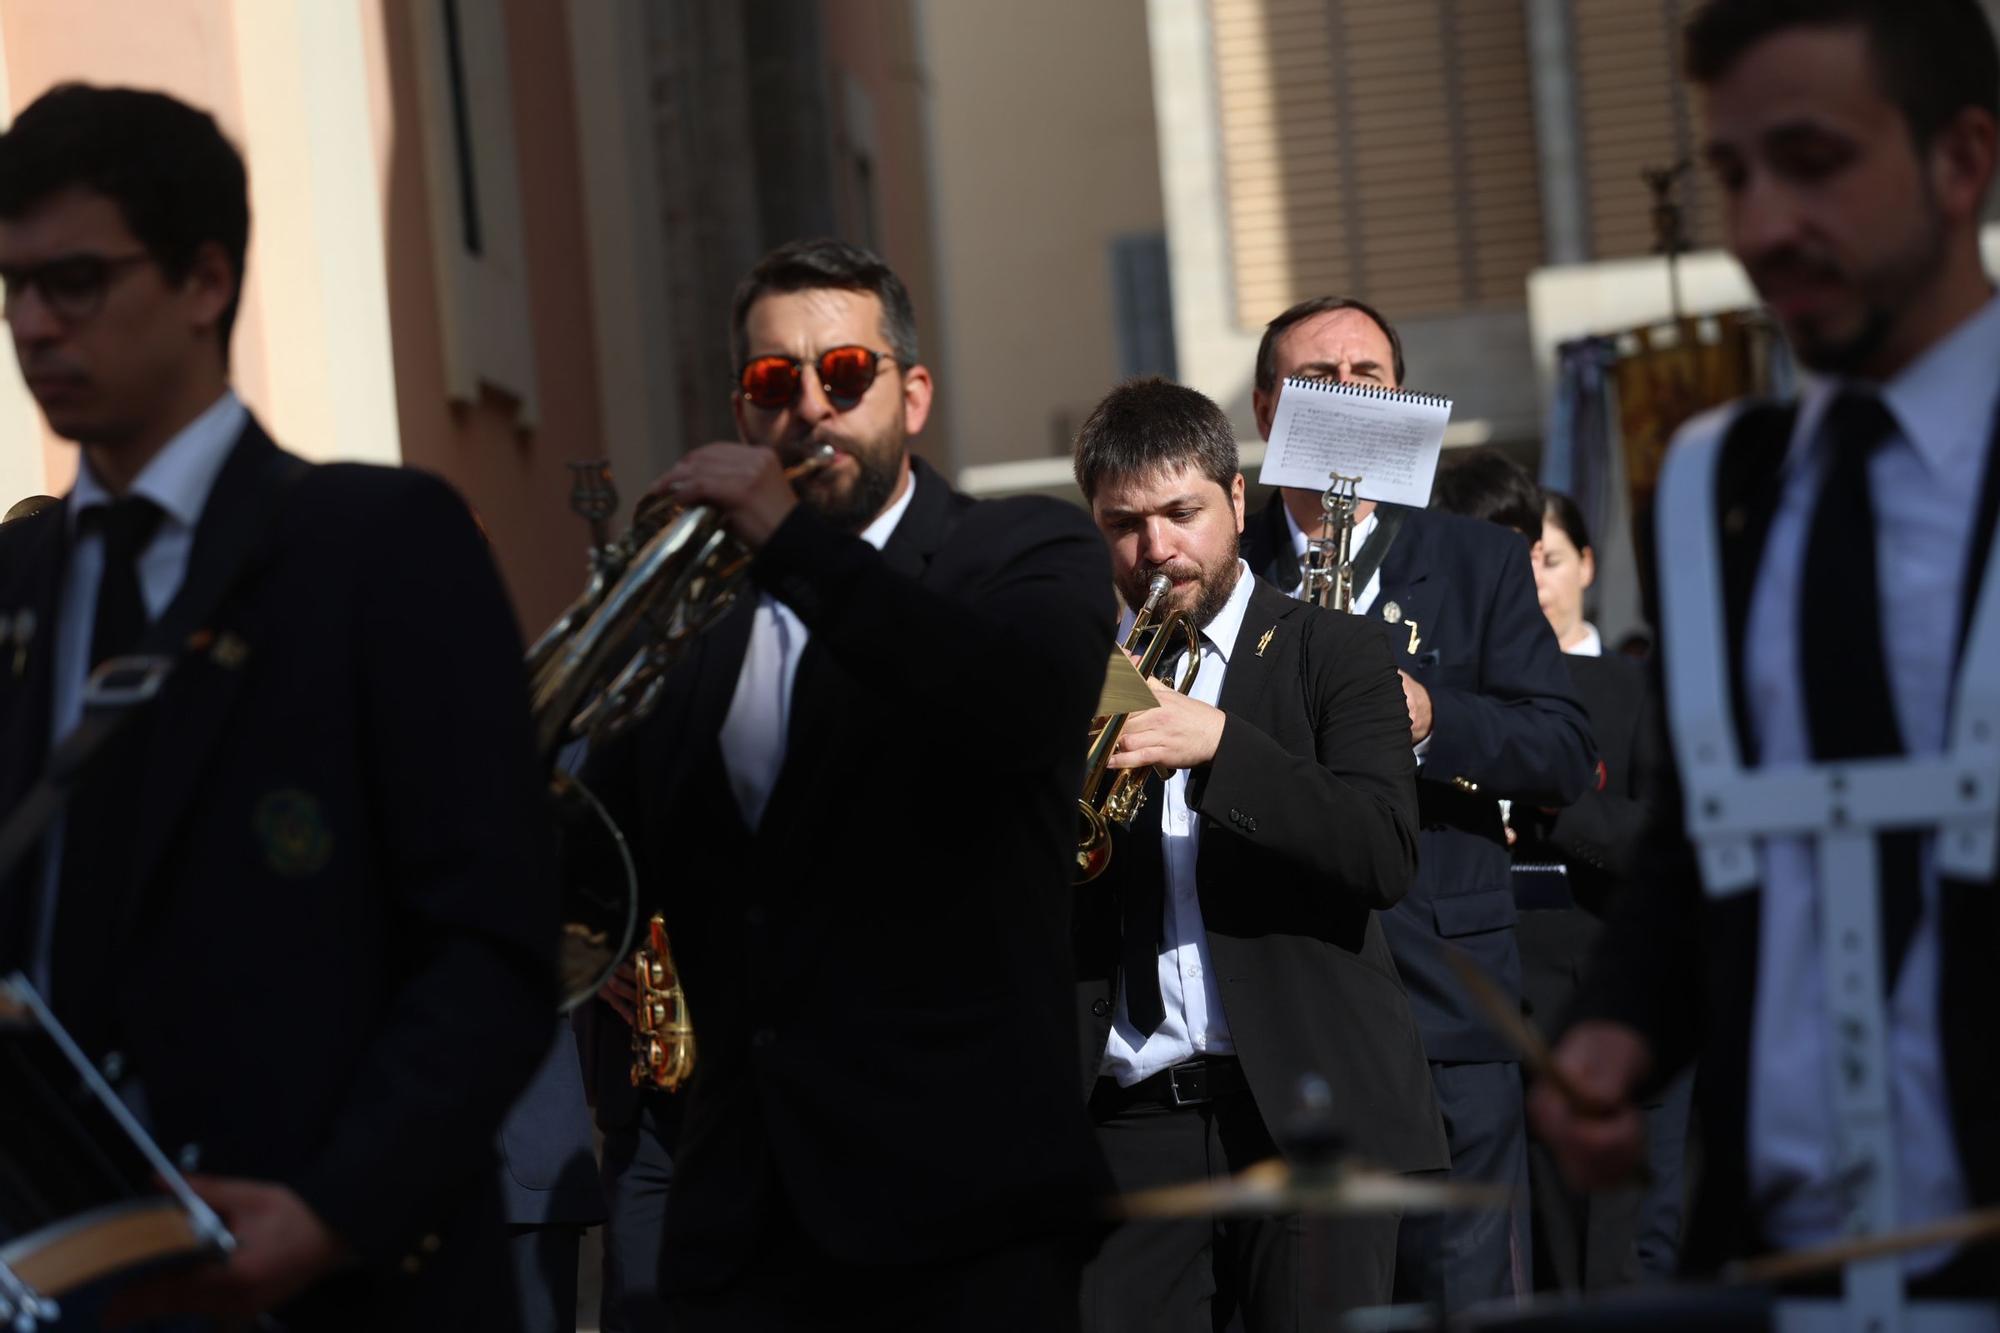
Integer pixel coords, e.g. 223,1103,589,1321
1107,677,1227,772
651,443,807,549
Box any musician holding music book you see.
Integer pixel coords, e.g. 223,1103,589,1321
0,85,556,1327
1241,298,1595,1312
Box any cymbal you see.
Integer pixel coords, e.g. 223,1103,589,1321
1113,1157,1508,1219
1726,1205,2000,1283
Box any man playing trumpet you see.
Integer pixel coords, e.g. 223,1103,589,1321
1071,377,1443,1329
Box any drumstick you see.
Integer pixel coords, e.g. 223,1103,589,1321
1728,1207,2000,1284
1445,947,1620,1120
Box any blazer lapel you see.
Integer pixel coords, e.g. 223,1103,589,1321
754,459,956,843
0,508,67,951
1215,577,1298,721
1713,404,1794,767
1366,509,1436,670
119,423,288,921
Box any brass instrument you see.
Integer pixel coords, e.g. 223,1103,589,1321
531,446,836,1028
1299,471,1361,612
631,912,695,1090
1075,573,1202,882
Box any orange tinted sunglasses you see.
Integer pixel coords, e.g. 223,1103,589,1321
738,345,893,411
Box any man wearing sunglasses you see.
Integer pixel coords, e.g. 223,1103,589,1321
0,85,555,1326
578,238,1116,1330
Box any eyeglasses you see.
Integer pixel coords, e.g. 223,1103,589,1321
738,345,894,412
0,251,155,325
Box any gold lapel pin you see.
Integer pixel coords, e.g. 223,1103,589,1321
1255,626,1275,657
1406,621,1422,655
211,632,250,670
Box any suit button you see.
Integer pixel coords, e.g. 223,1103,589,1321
1229,808,1242,822
1091,998,1110,1018
1452,776,1479,794
1246,817,1258,832
752,1027,777,1049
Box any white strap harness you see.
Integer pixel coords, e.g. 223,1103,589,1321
1654,417,2000,1333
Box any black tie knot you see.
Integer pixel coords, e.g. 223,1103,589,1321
1820,390,1898,471
81,495,165,565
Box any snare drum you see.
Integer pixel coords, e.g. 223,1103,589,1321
0,974,231,1328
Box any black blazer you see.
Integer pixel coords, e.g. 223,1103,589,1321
583,457,1115,1286
1074,575,1447,1173
1571,403,2000,1271
0,421,557,1328
1244,495,1594,1064
1515,650,1660,915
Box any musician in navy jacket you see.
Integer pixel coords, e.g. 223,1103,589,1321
1240,297,1593,1308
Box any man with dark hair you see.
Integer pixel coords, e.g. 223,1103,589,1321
1070,376,1442,1330
1537,0,2000,1307
581,237,1113,1330
1241,299,1594,1309
0,83,555,1327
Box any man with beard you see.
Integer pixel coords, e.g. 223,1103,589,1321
1535,0,2000,1305
579,238,1114,1331
1070,377,1442,1330
1240,301,1593,1310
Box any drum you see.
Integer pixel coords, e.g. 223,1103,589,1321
0,974,231,1327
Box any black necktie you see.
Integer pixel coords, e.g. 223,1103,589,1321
86,496,165,667
50,496,165,1049
1798,392,1923,990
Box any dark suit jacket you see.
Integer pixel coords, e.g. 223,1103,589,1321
1570,403,2000,1271
0,420,556,1328
1244,495,1594,1064
1074,575,1448,1173
1515,651,1659,916
583,457,1114,1287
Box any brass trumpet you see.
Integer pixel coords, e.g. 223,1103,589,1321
530,446,835,1027
1075,572,1201,882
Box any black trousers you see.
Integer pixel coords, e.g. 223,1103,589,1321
1081,1077,1399,1332
599,1096,681,1333
1392,1060,1530,1312
667,1193,1084,1333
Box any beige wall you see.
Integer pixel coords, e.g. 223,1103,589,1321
0,0,632,633
822,0,952,471
921,0,1167,471
375,0,615,633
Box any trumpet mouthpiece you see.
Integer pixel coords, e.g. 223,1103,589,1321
1146,572,1172,599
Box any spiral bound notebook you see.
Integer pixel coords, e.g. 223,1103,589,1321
1256,377,1454,507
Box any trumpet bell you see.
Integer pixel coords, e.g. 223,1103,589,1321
551,770,639,1012
1076,799,1113,883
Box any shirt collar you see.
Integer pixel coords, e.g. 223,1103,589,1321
1792,286,2000,478
67,389,248,532
1567,622,1604,658
1198,560,1256,664
857,464,918,551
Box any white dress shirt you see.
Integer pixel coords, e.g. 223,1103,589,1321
1101,559,1254,1085
1737,289,2000,1266
32,389,248,991
718,471,917,829
1567,622,1603,659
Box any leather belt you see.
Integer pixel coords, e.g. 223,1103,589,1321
1106,1055,1248,1108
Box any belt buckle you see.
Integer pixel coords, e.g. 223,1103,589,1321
1167,1061,1209,1106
